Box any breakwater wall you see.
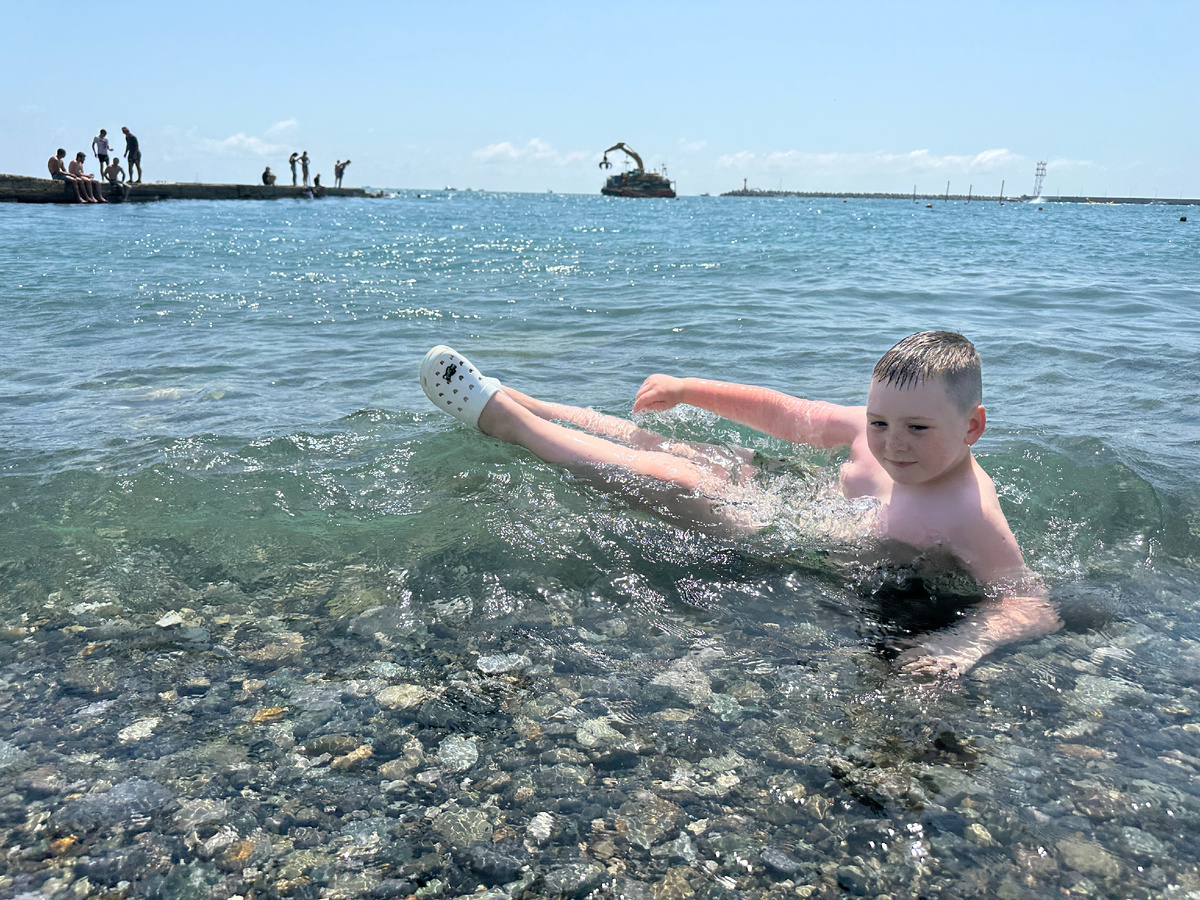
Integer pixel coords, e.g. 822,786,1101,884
719,188,1199,206
0,174,371,204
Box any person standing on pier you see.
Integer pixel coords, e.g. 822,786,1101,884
335,159,350,187
121,126,142,183
300,151,310,186
289,152,299,185
91,129,112,176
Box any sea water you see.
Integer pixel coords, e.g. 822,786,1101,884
1,193,1199,898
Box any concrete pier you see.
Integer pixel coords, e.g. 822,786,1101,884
0,173,372,204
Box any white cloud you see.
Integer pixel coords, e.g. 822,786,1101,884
265,118,299,135
1047,156,1098,170
678,138,707,153
202,133,282,157
474,138,589,166
718,147,1022,174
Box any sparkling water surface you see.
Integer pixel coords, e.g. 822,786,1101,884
2,193,1200,899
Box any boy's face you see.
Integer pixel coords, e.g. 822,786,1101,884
865,376,984,488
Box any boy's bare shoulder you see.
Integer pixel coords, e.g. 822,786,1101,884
943,461,1025,582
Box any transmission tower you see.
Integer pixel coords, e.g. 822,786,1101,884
1033,160,1047,197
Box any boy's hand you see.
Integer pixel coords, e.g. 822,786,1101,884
898,642,985,679
633,374,687,412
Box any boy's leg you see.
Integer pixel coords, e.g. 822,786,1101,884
501,385,755,480
477,391,753,533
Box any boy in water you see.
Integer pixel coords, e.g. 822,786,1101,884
419,332,1061,676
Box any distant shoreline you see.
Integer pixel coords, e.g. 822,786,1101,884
718,188,1199,206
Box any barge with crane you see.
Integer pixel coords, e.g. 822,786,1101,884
598,143,676,198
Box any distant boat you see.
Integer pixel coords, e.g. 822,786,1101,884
598,142,676,198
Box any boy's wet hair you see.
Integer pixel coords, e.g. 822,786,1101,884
873,331,983,412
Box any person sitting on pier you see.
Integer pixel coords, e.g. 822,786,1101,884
48,149,93,203
262,166,277,185
312,173,321,189
70,152,107,202
104,157,130,201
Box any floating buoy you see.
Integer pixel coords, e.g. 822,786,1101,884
925,203,933,208
1181,216,1188,222
1038,207,1044,211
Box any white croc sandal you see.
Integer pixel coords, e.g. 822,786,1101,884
419,345,501,429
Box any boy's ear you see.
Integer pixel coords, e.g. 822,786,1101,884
964,405,986,446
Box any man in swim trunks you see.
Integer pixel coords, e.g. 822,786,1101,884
68,151,107,202
48,149,92,203
121,126,141,183
104,157,129,200
335,159,350,187
92,129,111,173
300,151,310,187
419,332,1061,677
289,152,299,186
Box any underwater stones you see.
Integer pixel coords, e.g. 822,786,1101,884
476,653,531,674
60,659,119,698
57,778,174,831
437,734,479,772
172,799,230,831
375,683,429,710
213,828,273,873
303,733,361,756
650,665,714,708
378,738,425,781
964,822,1000,847
467,840,526,884
0,739,29,771
118,716,161,743
526,811,555,844
651,832,698,864
331,743,374,771
615,793,685,850
654,866,696,900
288,683,343,711
1117,826,1169,860
242,630,306,662
760,847,803,876
431,803,493,847
575,717,625,750
539,859,606,898
1057,833,1122,880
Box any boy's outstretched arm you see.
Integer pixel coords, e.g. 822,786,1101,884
634,374,862,449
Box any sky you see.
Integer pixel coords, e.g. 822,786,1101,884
5,1,1197,198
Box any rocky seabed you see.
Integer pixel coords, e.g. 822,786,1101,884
2,546,1200,900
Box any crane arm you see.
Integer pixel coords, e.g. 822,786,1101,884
600,142,644,172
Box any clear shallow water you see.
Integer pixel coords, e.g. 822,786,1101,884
2,194,1200,899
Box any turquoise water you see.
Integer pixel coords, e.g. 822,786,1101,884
2,194,1200,898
